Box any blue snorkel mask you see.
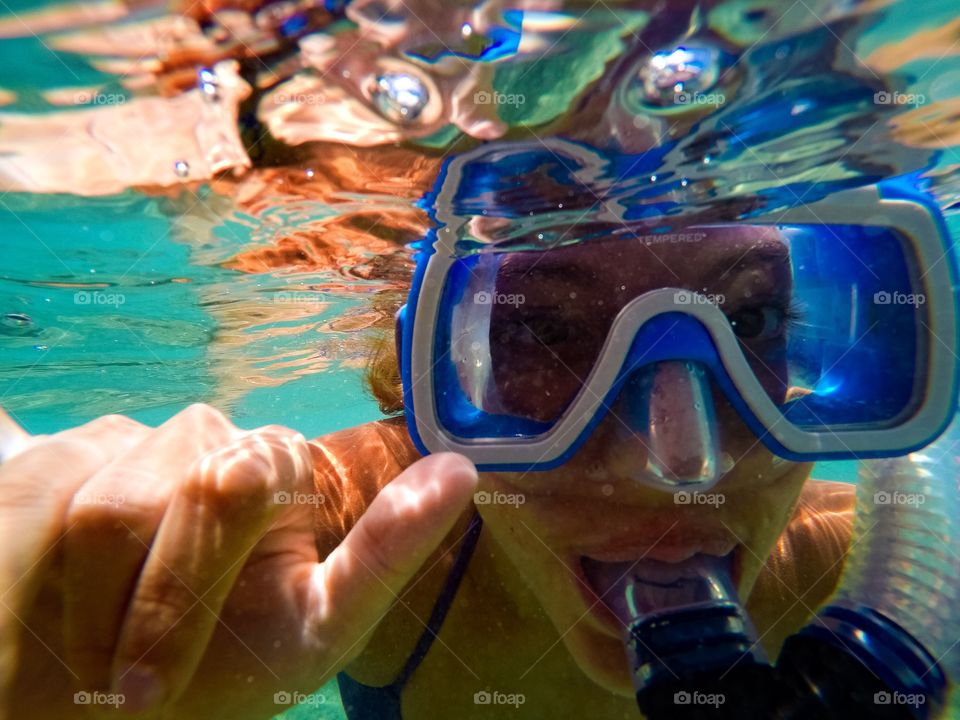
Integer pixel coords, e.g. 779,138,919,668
398,139,960,491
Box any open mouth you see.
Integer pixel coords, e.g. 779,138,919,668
577,548,742,636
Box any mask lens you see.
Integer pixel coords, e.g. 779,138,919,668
432,223,926,440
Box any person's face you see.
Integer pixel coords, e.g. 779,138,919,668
471,226,813,694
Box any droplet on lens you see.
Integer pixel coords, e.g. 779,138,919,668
633,43,724,108
371,72,429,124
197,67,220,103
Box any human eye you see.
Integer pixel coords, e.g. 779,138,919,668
726,300,803,342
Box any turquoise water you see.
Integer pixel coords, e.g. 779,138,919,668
1,0,960,717
0,190,368,717
0,190,385,438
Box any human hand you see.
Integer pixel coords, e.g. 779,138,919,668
0,404,477,719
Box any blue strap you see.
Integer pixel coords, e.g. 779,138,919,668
391,510,483,689
337,511,484,718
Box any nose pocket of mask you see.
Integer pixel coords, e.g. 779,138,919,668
614,360,722,490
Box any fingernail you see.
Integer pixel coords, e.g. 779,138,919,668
115,666,165,713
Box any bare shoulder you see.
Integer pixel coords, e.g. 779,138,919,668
308,417,422,555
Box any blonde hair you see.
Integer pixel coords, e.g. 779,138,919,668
362,290,407,415
364,330,404,414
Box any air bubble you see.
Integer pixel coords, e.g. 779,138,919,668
371,72,429,124
634,43,725,108
174,160,190,179
197,67,220,103
2,312,32,328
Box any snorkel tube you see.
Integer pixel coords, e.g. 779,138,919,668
774,413,960,719
615,414,960,719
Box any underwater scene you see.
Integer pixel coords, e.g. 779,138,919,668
1,0,960,718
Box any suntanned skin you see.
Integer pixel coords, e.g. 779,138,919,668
0,346,855,720
0,3,859,716
310,417,855,719
302,226,857,717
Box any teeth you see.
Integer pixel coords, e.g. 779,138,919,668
582,553,737,624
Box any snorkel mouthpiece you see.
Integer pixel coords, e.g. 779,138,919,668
585,552,774,718
617,360,722,490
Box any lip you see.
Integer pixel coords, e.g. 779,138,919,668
573,545,742,639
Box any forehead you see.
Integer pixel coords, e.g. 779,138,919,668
496,225,789,285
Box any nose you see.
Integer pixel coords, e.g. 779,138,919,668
613,360,722,491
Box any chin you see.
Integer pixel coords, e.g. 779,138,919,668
563,624,637,697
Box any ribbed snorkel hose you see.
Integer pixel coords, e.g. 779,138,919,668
775,414,960,719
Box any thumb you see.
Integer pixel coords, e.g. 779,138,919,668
299,452,478,672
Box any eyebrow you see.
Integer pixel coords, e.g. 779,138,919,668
494,237,790,285
496,253,597,285
715,243,791,280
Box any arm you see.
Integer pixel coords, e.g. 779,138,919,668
0,407,477,720
309,417,423,557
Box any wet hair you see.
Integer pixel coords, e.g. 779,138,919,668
362,291,406,415
364,330,405,415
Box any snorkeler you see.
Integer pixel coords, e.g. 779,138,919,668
2,134,956,719
1,0,958,717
